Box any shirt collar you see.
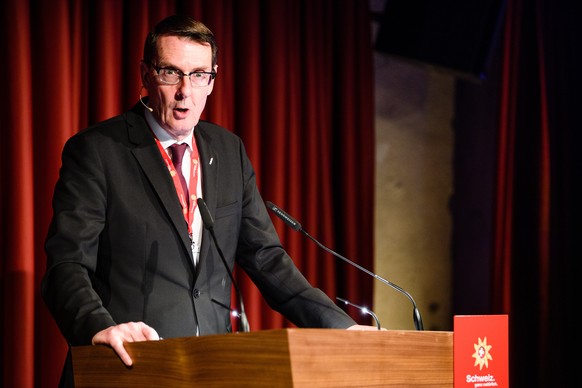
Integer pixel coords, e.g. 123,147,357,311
144,108,194,150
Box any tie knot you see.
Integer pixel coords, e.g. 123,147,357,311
170,143,188,167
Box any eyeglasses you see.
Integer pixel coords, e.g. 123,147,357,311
152,65,216,87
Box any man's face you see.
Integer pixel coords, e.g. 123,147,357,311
141,35,216,140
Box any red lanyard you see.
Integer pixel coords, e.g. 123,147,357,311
154,135,199,234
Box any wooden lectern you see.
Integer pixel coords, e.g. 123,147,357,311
72,328,453,387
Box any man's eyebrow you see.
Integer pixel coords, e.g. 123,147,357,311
159,63,211,72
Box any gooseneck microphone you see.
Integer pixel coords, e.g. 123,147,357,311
266,201,424,331
336,297,382,330
197,198,250,332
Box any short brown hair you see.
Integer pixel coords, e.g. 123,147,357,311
143,15,218,68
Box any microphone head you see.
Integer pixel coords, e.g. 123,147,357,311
197,198,215,230
413,306,424,331
266,201,302,231
239,312,250,332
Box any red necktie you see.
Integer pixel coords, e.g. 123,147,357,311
170,143,189,199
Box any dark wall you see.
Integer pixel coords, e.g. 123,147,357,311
375,0,506,81
374,0,506,315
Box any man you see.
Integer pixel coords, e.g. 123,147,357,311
42,14,374,387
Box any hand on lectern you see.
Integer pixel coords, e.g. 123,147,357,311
91,321,161,366
347,324,387,331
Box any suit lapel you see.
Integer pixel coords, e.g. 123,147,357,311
194,125,219,267
126,108,194,262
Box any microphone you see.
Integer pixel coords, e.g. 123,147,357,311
211,298,245,321
139,86,154,112
197,198,250,332
336,297,381,330
266,201,424,331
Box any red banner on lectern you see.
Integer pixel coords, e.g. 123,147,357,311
454,315,509,388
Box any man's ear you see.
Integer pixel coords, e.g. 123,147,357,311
207,64,218,95
140,61,151,88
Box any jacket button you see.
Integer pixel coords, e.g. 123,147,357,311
193,289,201,299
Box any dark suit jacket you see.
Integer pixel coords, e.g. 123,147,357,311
42,101,355,348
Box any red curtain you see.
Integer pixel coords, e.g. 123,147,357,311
0,1,374,387
492,0,578,385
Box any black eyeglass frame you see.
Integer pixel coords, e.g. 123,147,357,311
151,65,217,86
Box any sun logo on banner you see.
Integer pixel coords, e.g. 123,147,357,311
472,337,493,370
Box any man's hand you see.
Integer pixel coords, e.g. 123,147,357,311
347,324,387,331
91,321,160,366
